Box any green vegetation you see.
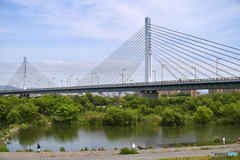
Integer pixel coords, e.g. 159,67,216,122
0,146,9,152
174,143,184,147
114,147,118,150
91,148,96,151
119,147,139,154
84,147,89,151
1,91,240,127
60,147,65,152
43,149,53,152
146,145,155,149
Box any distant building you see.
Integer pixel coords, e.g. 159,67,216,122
209,89,240,94
180,90,197,97
158,90,178,97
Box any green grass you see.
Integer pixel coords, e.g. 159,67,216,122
200,147,211,150
119,147,139,154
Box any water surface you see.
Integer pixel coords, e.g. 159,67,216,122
6,124,240,152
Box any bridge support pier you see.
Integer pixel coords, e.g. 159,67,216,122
138,91,158,99
19,94,30,99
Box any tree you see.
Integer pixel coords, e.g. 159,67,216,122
137,105,154,116
54,104,80,121
161,108,185,126
86,93,94,103
193,106,213,125
7,110,20,123
17,103,39,122
104,107,138,126
219,103,240,124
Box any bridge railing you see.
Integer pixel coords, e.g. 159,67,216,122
1,76,240,92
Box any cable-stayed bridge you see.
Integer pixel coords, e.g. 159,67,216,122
1,17,240,98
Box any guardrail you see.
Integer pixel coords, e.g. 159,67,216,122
1,76,240,92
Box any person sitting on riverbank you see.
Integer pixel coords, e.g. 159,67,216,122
37,143,41,153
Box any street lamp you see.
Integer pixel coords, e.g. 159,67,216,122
46,81,50,88
191,66,196,79
92,72,96,87
27,81,29,89
153,70,156,81
70,75,74,88
216,58,221,79
52,77,56,89
75,78,79,87
161,64,167,81
38,79,41,89
121,69,127,85
60,80,63,88
130,79,134,84
95,76,99,85
66,78,69,87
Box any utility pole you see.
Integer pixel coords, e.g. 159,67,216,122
52,77,56,89
70,75,74,88
216,58,221,79
60,80,63,87
75,78,79,87
191,66,196,79
161,64,167,81
66,78,69,87
92,72,96,87
95,76,99,85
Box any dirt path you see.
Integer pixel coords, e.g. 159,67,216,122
0,144,240,160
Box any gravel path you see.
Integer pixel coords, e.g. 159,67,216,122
0,144,239,160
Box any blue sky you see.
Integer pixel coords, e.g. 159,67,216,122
0,0,240,87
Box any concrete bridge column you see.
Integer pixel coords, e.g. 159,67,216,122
20,94,30,99
138,91,158,99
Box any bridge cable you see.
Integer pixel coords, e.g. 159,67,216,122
151,24,240,51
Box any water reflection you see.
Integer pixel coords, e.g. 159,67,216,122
7,124,240,152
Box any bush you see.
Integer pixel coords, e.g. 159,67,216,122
84,147,89,151
119,147,139,154
91,148,96,151
114,147,118,150
174,143,184,147
137,145,144,149
0,146,9,152
193,106,213,125
60,147,65,152
43,149,52,152
163,145,168,148
29,148,34,152
213,138,228,144
80,149,84,151
213,138,221,143
146,146,155,149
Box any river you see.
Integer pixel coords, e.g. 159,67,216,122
6,124,240,152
